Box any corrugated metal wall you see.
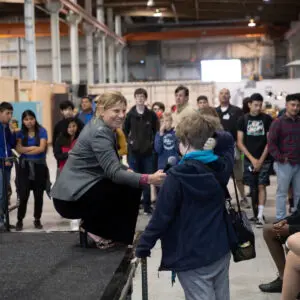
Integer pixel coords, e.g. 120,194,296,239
0,35,287,82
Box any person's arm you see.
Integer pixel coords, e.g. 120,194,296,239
16,139,36,154
154,132,164,154
91,127,141,187
24,139,47,155
136,175,180,258
258,139,269,164
268,120,284,162
53,140,68,162
237,130,255,162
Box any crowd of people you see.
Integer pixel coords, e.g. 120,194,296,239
0,85,300,299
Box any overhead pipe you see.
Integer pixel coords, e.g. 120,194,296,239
60,0,126,45
123,27,268,42
103,1,184,7
125,18,248,29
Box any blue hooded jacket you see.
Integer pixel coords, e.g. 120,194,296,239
136,131,235,272
0,123,16,169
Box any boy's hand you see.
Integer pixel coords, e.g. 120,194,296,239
4,161,11,167
251,158,262,172
203,138,216,150
160,122,166,135
273,219,287,229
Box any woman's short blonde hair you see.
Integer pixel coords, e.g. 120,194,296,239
176,111,218,149
95,91,127,111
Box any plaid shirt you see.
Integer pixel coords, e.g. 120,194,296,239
268,114,300,165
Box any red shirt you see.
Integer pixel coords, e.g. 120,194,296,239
59,139,77,171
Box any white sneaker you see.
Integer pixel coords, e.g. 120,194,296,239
256,217,265,228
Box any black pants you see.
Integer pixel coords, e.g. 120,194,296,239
17,180,44,221
53,179,142,245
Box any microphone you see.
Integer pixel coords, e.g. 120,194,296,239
163,156,177,172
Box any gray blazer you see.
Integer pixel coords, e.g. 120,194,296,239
51,118,141,201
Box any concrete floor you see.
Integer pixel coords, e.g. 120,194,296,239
7,150,284,300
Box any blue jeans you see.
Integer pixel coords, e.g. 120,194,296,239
274,162,300,220
127,154,154,212
177,252,231,300
0,168,11,224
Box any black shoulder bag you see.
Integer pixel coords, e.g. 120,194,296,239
226,172,256,262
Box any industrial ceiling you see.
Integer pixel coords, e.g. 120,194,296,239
0,0,299,39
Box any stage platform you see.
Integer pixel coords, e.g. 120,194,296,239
0,232,136,300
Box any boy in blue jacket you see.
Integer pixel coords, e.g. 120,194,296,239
154,112,179,170
0,102,15,230
136,112,235,300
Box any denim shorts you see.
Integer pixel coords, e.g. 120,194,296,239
243,159,272,187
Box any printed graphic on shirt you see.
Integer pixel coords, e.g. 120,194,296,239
163,133,176,151
247,120,265,136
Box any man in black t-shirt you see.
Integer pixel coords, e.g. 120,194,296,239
237,93,273,227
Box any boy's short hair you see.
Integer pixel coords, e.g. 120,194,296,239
0,102,13,112
81,96,92,103
176,112,218,149
175,85,189,97
197,95,208,103
249,93,263,103
152,101,165,112
286,93,300,102
60,100,74,111
134,88,148,99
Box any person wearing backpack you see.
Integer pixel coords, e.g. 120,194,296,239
136,112,235,300
237,93,273,227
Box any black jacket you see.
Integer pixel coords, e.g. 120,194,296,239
123,106,159,156
216,104,243,141
136,131,235,271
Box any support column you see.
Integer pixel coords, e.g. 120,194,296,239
24,0,37,80
69,2,80,87
115,15,123,82
85,0,94,85
17,38,22,79
97,0,106,83
124,48,129,82
107,8,115,83
46,1,62,83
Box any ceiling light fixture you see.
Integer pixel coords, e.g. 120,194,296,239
248,18,256,27
147,0,154,6
153,9,162,17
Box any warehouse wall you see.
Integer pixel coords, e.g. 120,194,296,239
0,34,288,82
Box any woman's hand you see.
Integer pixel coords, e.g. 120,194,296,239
148,170,166,186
